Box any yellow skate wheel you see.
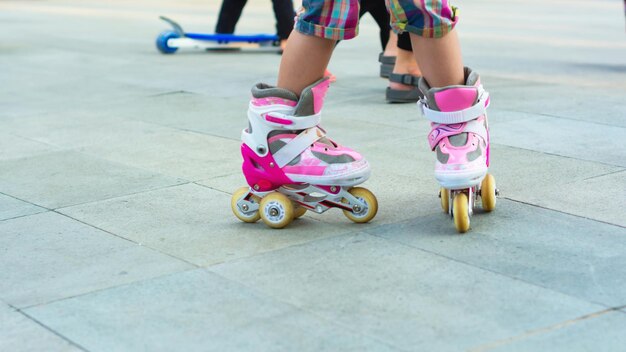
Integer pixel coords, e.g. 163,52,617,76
481,173,497,212
259,192,294,229
440,188,450,213
231,187,260,223
293,203,307,219
453,192,470,233
342,187,378,223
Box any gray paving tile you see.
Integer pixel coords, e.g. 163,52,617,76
0,151,183,209
0,132,58,161
0,193,46,221
368,199,626,307
25,269,396,352
516,169,626,227
0,302,80,352
0,211,192,308
1,113,174,149
80,130,241,181
488,145,624,226
476,311,626,352
490,84,626,127
87,92,248,140
491,112,626,167
210,233,602,351
59,183,363,267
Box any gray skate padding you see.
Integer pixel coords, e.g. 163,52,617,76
251,78,328,118
251,83,298,102
294,77,328,117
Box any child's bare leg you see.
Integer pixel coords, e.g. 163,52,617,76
409,30,464,87
277,31,335,96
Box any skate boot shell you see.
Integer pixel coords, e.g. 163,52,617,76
231,78,378,228
418,67,498,233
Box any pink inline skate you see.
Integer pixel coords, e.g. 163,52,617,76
418,67,498,233
231,78,378,228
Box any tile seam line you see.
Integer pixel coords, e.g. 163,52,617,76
53,180,192,212
0,209,49,223
7,302,89,352
362,231,615,309
490,144,625,168
53,210,200,268
18,267,200,311
204,267,407,352
496,108,626,128
467,305,626,352
502,196,625,229
580,168,625,181
0,190,53,211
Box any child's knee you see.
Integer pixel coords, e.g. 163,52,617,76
295,0,360,40
386,0,458,38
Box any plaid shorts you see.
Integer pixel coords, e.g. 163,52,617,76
295,0,458,40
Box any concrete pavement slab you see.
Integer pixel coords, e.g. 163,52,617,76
0,132,58,161
0,302,80,352
514,169,626,227
488,145,624,226
0,193,46,221
59,183,363,267
473,311,626,352
79,129,241,181
0,212,192,308
210,233,604,351
25,269,397,352
0,151,183,209
492,112,626,167
367,199,626,307
1,113,174,149
490,85,626,128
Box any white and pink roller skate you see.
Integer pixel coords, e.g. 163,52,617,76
231,78,378,228
418,67,498,233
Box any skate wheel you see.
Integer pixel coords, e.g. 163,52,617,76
293,203,307,219
259,192,294,229
156,30,180,54
342,187,378,223
231,187,260,223
440,188,450,213
481,173,496,212
453,193,470,233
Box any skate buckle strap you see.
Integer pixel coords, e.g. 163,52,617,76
263,111,321,130
419,86,490,124
273,126,325,168
428,119,488,150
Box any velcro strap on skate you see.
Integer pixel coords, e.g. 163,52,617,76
263,111,321,130
273,126,325,168
419,87,489,124
428,119,488,150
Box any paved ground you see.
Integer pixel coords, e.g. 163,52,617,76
1,0,626,351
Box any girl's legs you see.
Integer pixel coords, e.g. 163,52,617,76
215,0,248,34
409,31,464,87
277,31,335,96
388,0,493,231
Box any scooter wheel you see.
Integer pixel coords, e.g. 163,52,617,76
156,30,180,54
